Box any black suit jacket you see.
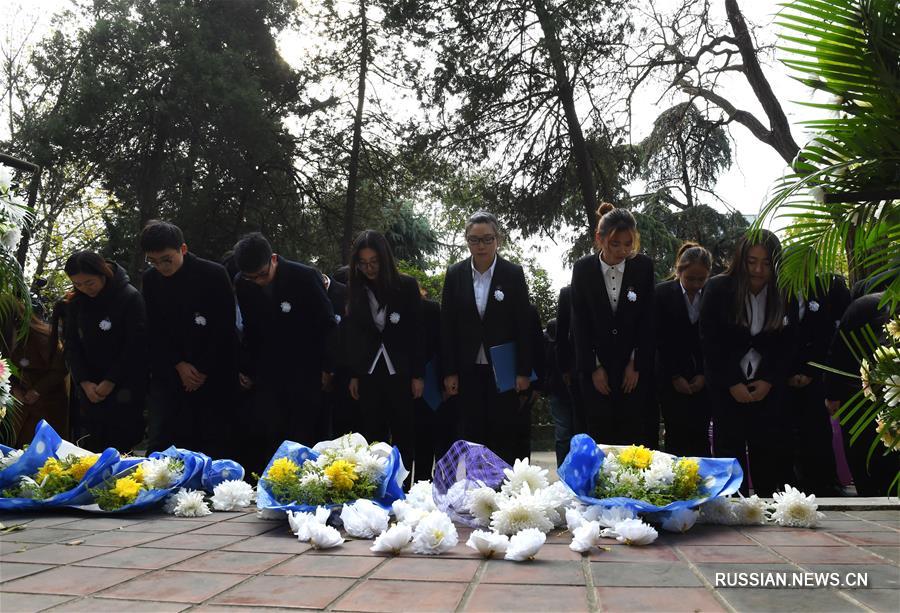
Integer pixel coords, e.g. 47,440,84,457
824,292,889,402
142,252,238,385
440,256,533,377
344,273,425,379
570,253,655,376
235,256,335,383
699,274,789,389
785,275,850,378
654,279,703,381
423,298,441,367
555,285,575,375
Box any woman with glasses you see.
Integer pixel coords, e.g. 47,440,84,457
55,251,147,452
440,211,533,464
344,230,424,470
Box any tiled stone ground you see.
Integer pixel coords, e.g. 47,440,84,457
1,507,898,612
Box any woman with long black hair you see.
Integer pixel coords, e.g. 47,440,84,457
56,251,147,452
699,231,791,496
345,230,424,468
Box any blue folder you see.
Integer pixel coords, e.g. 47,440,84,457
423,356,442,411
489,342,538,393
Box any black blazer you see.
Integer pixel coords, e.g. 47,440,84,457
344,273,425,379
654,279,703,382
324,275,348,374
824,292,889,403
235,256,335,382
698,274,789,389
555,285,575,375
142,252,237,384
423,297,441,366
64,262,148,393
440,255,533,377
785,275,850,378
570,253,655,376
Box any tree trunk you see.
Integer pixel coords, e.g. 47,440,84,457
341,0,369,265
532,0,598,233
130,115,169,283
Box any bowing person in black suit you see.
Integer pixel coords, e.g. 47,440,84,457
655,242,712,458
699,230,791,496
318,269,348,440
141,221,239,458
441,211,533,464
571,202,655,447
233,233,335,458
345,230,425,468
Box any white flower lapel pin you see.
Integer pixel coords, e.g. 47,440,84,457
494,289,505,302
626,288,637,302
783,315,791,326
19,358,30,367
99,318,112,331
808,300,820,312
389,312,401,325
194,313,207,326
280,301,292,313
334,314,342,324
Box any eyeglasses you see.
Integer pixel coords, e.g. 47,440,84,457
466,235,496,246
357,259,380,271
145,255,175,268
241,262,271,282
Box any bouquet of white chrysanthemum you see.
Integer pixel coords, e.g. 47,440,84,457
257,433,407,515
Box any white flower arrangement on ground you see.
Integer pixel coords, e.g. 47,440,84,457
340,499,390,538
370,523,413,554
412,509,458,554
466,530,509,558
308,522,343,549
288,506,331,541
698,486,822,528
211,480,255,511
163,488,211,517
601,518,659,546
504,528,546,561
768,484,824,528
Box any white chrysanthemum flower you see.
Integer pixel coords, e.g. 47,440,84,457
392,499,430,529
505,528,546,561
406,480,438,511
299,471,331,488
570,520,601,553
735,495,768,525
308,522,343,549
445,479,472,512
340,499,390,539
211,480,255,511
0,447,23,469
566,507,585,532
769,484,823,528
411,510,458,554
660,508,699,533
538,481,576,528
371,523,413,554
886,318,900,343
357,454,388,481
604,518,658,546
601,453,621,475
583,505,635,529
288,507,330,541
884,375,900,407
257,507,285,520
466,530,509,558
501,458,549,495
490,484,555,536
698,497,740,525
142,457,183,490
164,488,211,517
466,487,499,527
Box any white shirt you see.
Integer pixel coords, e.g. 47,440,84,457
472,256,497,365
740,285,767,380
366,287,396,375
599,254,626,314
681,282,702,324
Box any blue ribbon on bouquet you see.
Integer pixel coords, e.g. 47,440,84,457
0,420,64,489
256,440,406,515
557,433,743,514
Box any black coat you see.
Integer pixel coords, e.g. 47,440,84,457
64,262,147,393
555,285,575,375
423,298,441,366
654,279,703,381
344,273,426,379
824,292,890,403
235,256,335,383
785,275,850,378
324,275,348,373
529,303,546,391
440,256,533,377
698,274,789,389
142,252,238,384
570,253,655,376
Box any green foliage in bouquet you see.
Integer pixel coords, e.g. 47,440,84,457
592,445,704,506
262,448,384,506
1,454,99,499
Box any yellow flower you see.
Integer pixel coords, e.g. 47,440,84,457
132,464,145,484
675,458,701,492
324,459,358,491
112,477,141,503
69,455,100,481
36,458,63,481
618,445,653,469
267,457,300,484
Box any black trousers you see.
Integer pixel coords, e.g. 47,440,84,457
841,416,899,497
712,385,790,497
579,371,648,447
358,361,415,472
146,375,233,458
80,386,145,454
458,365,522,465
413,397,436,481
785,379,839,495
661,386,712,458
329,369,360,439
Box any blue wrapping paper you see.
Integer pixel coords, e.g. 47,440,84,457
558,433,743,514
0,420,64,489
256,439,406,515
